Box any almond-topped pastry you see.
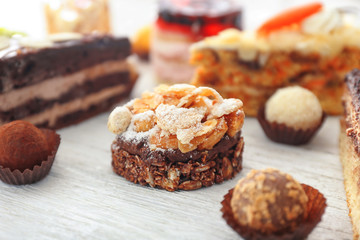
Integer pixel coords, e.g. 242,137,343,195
108,84,245,191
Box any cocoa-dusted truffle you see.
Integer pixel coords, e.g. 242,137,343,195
0,120,49,171
230,168,308,234
0,120,61,185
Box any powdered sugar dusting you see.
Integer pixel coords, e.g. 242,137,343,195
133,110,155,122
177,126,201,144
120,118,156,144
209,98,243,119
156,104,204,135
125,98,136,109
109,83,245,153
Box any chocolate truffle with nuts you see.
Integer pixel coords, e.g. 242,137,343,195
108,84,245,191
258,86,325,145
231,168,308,234
221,168,327,240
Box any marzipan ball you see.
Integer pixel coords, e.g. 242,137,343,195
231,168,308,234
265,86,322,131
0,120,49,171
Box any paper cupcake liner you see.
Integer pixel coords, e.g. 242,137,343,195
257,107,326,145
221,184,326,240
0,129,60,185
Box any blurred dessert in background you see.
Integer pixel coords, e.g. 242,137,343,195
132,25,152,61
0,33,137,129
44,0,110,34
151,0,242,84
190,2,360,116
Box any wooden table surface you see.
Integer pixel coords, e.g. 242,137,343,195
0,61,354,239
0,0,357,239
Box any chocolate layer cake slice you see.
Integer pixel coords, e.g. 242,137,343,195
0,34,138,129
108,84,245,191
190,3,360,116
340,68,360,239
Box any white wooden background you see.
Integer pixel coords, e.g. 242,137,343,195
0,0,357,239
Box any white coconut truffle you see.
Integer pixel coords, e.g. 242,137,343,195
107,106,132,134
265,86,322,130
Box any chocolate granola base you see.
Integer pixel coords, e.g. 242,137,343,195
111,132,244,191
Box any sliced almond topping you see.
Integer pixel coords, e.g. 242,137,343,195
225,110,245,137
198,117,228,150
133,110,156,132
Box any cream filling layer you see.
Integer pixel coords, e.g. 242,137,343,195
1,84,127,127
0,59,129,111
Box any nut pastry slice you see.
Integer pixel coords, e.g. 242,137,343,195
107,84,245,191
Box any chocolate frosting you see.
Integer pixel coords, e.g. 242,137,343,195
113,131,241,164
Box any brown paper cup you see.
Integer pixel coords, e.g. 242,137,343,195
0,129,60,185
257,106,326,145
221,184,326,240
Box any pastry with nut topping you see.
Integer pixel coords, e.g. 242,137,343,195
108,84,245,191
221,168,326,240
